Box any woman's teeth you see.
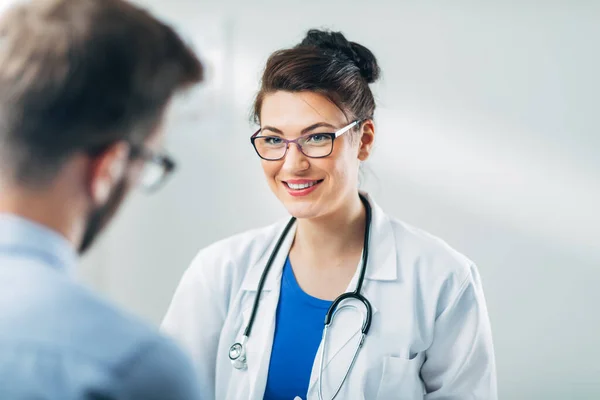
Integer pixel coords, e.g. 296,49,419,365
287,181,318,190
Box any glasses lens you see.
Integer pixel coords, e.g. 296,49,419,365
139,160,166,191
298,134,333,157
254,136,287,160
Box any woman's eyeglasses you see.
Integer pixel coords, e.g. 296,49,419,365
250,120,361,161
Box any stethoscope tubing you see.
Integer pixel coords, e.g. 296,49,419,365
229,193,374,400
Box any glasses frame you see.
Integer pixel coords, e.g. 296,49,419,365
129,145,176,193
87,142,176,193
250,119,362,161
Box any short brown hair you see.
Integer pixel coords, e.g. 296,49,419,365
0,0,203,185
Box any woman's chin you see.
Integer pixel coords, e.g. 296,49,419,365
282,200,323,221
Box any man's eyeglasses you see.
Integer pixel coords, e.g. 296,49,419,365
87,143,176,193
250,120,361,161
129,146,176,193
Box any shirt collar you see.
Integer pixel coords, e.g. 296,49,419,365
0,213,78,275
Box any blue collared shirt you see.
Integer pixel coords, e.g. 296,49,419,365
0,214,201,399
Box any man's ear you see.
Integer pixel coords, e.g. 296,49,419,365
357,120,375,161
88,142,130,206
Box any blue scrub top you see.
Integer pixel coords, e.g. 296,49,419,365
263,257,332,400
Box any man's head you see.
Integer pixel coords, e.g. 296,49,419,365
0,0,203,253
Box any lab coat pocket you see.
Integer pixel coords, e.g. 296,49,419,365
375,355,424,400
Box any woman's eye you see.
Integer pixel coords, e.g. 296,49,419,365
307,134,329,143
264,137,284,145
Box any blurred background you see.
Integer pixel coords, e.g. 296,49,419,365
71,0,599,398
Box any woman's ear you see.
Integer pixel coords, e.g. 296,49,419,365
357,120,375,161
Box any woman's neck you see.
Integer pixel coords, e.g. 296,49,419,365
292,193,366,264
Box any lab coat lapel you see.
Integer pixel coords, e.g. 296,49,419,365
240,219,297,292
239,219,297,400
307,194,397,396
240,290,280,400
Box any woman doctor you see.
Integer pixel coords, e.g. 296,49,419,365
161,29,497,400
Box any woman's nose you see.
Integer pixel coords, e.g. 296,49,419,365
281,142,309,171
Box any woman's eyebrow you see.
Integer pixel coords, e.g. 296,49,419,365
301,122,336,134
260,126,284,134
261,122,337,135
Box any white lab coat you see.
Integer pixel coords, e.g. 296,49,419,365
161,194,497,400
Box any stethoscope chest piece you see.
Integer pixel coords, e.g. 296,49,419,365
229,338,248,370
228,193,374,399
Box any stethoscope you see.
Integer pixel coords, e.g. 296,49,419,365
228,193,373,400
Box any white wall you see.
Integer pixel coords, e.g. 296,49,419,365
78,1,600,399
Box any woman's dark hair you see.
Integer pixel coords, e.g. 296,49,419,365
253,29,380,124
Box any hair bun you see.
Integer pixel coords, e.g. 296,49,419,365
299,29,380,84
